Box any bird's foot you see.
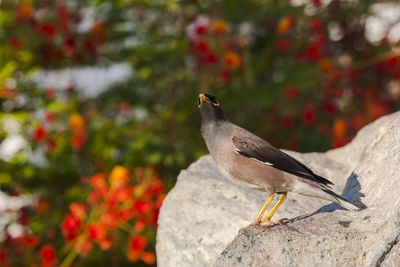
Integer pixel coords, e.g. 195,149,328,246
260,217,289,226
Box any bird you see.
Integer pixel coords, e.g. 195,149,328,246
198,93,358,226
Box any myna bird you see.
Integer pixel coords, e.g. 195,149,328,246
198,93,358,226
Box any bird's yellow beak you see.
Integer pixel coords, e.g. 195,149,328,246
198,94,209,107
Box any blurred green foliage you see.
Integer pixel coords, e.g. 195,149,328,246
0,0,399,265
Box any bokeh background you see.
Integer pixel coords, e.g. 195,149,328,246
1,0,400,266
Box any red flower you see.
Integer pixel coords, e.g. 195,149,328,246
195,25,207,35
129,235,147,252
220,70,231,83
195,42,209,54
119,101,131,115
24,235,39,248
134,200,152,215
116,209,134,222
34,125,47,142
323,101,337,114
149,180,164,195
45,112,56,122
305,44,321,61
302,105,315,124
46,140,56,152
282,116,295,128
0,249,8,266
62,214,81,241
38,23,57,40
40,244,56,265
311,19,323,32
202,53,218,65
84,39,97,57
9,37,21,50
62,37,76,57
311,0,322,7
284,86,299,99
276,39,290,52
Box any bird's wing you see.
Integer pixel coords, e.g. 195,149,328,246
232,132,333,187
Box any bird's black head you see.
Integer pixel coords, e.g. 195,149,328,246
198,93,227,123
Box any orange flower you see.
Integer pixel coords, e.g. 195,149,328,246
91,20,106,41
89,173,107,189
87,224,106,242
100,213,117,230
35,199,50,214
223,52,241,69
134,218,147,233
109,166,130,187
319,57,334,71
69,114,84,131
16,1,33,20
210,19,229,35
69,203,86,220
332,119,347,141
115,186,133,202
277,16,294,34
45,88,56,99
141,251,156,264
76,240,93,256
99,237,112,250
127,250,141,262
71,130,86,150
284,86,299,99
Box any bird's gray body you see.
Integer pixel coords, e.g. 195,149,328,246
198,93,358,211
202,120,292,193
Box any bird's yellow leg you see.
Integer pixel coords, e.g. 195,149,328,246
261,193,288,225
251,193,275,224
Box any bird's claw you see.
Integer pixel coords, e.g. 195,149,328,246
260,217,290,226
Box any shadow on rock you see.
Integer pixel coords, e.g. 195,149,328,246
313,172,367,214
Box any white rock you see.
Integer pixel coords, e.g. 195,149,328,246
156,111,400,267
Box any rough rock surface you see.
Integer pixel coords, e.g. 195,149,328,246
156,111,400,267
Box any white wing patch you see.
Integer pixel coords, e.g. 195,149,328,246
234,148,274,166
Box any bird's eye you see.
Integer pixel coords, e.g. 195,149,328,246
211,98,220,106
